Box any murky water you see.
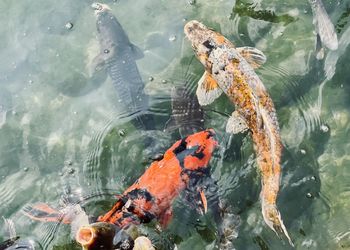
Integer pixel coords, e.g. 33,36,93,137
1,0,350,249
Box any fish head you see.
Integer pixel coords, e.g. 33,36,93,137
167,129,217,171
184,20,233,70
91,3,129,50
91,2,111,14
76,222,134,250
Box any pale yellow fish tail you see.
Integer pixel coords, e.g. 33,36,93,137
261,200,294,246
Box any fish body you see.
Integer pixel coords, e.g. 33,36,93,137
98,129,217,227
184,21,292,244
309,0,338,51
91,3,154,131
23,130,217,249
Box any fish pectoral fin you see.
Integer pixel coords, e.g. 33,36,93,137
163,116,177,132
2,217,16,239
130,43,144,59
90,54,106,75
199,189,208,214
226,111,249,134
236,46,267,69
159,207,173,228
22,203,70,224
315,34,325,60
196,71,223,106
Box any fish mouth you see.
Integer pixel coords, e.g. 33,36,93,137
184,20,206,41
91,2,111,14
76,226,96,247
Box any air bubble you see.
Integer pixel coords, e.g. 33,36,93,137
169,35,177,42
320,124,329,133
118,129,126,137
67,168,75,174
188,0,195,5
65,22,73,30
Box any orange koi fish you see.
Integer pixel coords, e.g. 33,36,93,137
96,129,217,228
184,20,293,245
23,130,217,249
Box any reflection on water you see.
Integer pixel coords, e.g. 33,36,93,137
1,0,350,249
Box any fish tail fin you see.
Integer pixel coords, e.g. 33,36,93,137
22,203,70,224
261,201,294,247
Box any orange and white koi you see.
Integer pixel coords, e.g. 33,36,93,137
184,20,293,245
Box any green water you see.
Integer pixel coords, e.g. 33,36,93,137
1,0,350,249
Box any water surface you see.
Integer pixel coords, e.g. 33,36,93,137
0,0,350,249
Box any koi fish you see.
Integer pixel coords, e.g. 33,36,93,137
184,20,293,245
23,130,217,249
91,3,155,132
96,129,217,227
308,0,338,59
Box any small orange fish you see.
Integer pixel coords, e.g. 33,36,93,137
184,20,293,245
23,129,218,249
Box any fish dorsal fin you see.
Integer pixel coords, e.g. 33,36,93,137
164,116,177,132
130,43,144,59
2,217,16,239
196,71,223,106
236,46,267,69
226,111,249,134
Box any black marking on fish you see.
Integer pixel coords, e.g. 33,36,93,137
203,40,215,52
191,148,205,160
126,189,154,202
173,139,188,155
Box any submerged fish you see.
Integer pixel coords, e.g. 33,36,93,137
309,0,338,54
96,129,217,227
0,217,37,250
91,3,155,132
184,21,292,245
23,130,218,249
165,85,205,137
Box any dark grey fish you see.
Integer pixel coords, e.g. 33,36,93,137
309,0,338,51
91,3,154,131
0,218,37,250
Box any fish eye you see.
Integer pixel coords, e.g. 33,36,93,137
202,40,215,50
